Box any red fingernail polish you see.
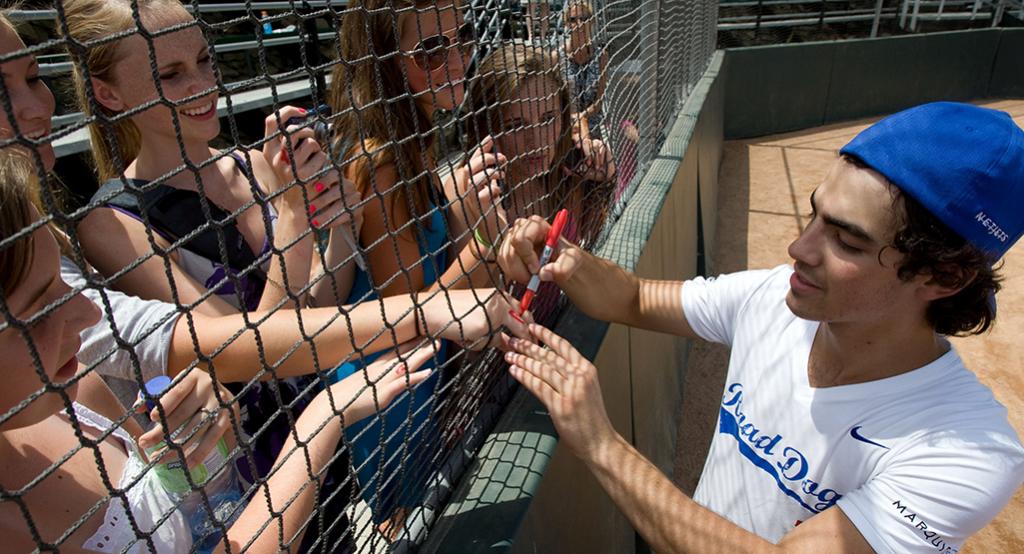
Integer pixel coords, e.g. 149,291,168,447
299,107,307,114
315,182,325,193
309,204,316,214
313,219,319,227
281,150,289,164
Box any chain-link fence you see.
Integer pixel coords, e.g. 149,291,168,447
0,0,716,551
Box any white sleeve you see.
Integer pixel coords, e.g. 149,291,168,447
837,430,1024,553
61,257,179,384
680,268,778,346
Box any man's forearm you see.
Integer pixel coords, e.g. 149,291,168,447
560,247,691,337
635,278,695,337
586,434,778,554
559,245,643,326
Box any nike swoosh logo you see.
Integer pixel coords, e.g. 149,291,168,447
850,426,889,449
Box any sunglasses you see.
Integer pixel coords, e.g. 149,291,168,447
408,22,476,72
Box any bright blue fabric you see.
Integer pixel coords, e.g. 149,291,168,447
840,102,1024,259
329,204,449,522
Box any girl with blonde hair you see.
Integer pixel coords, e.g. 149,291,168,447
59,0,368,516
65,0,359,314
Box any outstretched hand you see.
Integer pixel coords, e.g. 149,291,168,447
420,288,532,350
505,323,618,463
330,340,437,425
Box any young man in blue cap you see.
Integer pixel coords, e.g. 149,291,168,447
498,102,1024,552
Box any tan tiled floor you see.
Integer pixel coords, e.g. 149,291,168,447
675,99,1024,552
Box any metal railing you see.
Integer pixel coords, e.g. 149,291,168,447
718,0,1021,40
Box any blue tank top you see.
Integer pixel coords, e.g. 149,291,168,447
330,204,450,521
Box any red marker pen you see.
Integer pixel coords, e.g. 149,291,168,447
518,208,569,316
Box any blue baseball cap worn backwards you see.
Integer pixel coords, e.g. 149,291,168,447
840,102,1024,261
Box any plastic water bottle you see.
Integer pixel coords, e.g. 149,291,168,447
141,376,244,553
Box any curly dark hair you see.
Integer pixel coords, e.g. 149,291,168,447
843,154,1001,336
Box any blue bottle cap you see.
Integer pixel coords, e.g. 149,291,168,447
143,375,173,411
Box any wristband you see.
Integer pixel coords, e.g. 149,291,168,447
473,227,501,264
473,226,493,249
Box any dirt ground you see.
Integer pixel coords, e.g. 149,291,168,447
673,99,1024,552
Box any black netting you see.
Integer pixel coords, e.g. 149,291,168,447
0,0,715,551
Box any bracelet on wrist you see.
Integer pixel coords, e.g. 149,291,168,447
473,226,502,264
473,226,493,249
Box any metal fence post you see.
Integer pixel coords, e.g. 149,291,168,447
992,0,1006,26
301,0,327,102
871,0,885,36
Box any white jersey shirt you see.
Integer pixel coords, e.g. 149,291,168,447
684,266,1024,553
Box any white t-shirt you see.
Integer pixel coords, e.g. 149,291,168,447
72,402,190,553
60,257,180,407
684,265,1024,553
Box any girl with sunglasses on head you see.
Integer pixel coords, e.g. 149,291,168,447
0,11,528,550
326,0,510,536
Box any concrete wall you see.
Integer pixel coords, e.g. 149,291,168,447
725,28,1024,139
989,29,1024,98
